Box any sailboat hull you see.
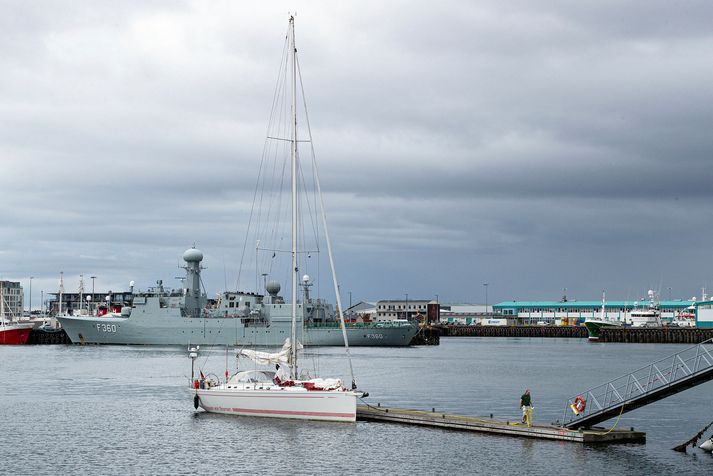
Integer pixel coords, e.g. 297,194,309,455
196,387,357,422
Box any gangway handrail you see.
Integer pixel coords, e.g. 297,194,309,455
562,338,713,427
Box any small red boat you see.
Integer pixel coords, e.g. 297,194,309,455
0,322,34,345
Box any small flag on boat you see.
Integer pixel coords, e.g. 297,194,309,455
200,370,205,380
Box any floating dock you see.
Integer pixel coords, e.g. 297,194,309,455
356,405,645,444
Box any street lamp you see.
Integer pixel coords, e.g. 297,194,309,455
29,276,34,316
483,283,489,315
405,293,409,320
668,287,672,301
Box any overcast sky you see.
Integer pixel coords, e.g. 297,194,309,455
2,1,713,308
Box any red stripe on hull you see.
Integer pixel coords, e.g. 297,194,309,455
0,326,32,345
204,405,354,419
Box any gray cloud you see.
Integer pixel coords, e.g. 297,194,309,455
2,1,713,309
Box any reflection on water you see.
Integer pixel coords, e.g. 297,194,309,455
1,338,712,474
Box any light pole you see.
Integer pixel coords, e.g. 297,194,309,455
483,283,489,315
405,293,409,320
668,287,672,301
29,276,35,317
348,291,352,308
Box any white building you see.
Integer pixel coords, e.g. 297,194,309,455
375,299,433,322
439,304,495,325
0,280,24,320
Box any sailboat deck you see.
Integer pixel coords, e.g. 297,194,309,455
356,405,645,444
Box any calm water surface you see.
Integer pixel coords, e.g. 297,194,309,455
2,337,712,475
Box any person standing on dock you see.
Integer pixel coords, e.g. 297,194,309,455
520,389,532,424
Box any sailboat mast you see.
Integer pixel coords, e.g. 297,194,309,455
289,15,298,380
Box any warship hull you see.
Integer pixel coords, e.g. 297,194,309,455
57,311,418,347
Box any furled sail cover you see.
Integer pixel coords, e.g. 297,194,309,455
238,338,303,366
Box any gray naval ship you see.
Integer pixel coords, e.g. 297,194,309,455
57,248,419,347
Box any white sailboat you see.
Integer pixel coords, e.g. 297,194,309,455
190,16,362,422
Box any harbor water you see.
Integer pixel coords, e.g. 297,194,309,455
2,338,712,474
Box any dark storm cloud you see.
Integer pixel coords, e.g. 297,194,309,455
1,0,713,307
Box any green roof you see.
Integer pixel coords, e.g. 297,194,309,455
493,300,693,309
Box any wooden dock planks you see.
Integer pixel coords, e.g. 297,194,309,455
356,405,645,444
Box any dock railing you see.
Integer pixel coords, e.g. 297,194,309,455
562,338,713,428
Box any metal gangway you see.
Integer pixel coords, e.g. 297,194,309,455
562,339,713,429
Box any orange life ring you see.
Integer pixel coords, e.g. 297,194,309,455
574,395,586,413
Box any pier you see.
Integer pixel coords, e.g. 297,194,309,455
599,327,713,344
356,404,644,444
436,324,713,343
410,326,440,345
437,325,587,338
26,328,71,345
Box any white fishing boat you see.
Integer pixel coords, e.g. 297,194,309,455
700,438,713,452
190,16,362,422
629,290,662,327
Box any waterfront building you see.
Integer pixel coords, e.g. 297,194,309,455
493,300,694,325
695,300,713,328
439,304,496,325
375,299,438,323
0,280,24,320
